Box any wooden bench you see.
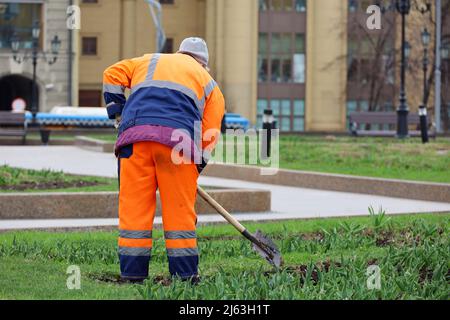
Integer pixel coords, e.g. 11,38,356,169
349,112,436,138
0,111,28,145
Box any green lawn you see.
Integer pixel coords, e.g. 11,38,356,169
0,212,448,300
0,165,118,193
25,133,78,141
276,136,450,183
25,133,117,142
85,134,117,143
210,135,450,183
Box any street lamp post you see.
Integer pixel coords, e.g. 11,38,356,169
442,44,450,131
10,21,61,123
419,27,431,143
396,0,411,139
30,21,39,123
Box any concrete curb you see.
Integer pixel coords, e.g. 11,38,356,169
203,163,450,203
74,136,115,153
0,189,271,219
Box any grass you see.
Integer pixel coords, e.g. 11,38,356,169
85,134,117,143
25,133,117,142
209,135,450,183
276,136,450,183
25,133,77,141
0,165,118,193
0,212,448,300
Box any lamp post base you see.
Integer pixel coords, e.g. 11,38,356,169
396,108,409,139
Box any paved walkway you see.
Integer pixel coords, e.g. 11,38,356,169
1,146,449,230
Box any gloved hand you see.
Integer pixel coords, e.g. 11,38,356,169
106,102,124,127
114,115,122,129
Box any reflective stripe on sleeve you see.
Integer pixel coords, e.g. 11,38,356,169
204,80,217,98
103,84,125,95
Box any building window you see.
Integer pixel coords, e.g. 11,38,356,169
295,0,307,12
293,34,305,83
258,33,269,82
258,57,269,82
159,0,174,4
0,2,43,50
82,0,98,3
258,32,305,84
348,0,358,12
79,90,101,107
293,99,305,131
257,99,305,132
259,0,306,12
259,0,268,11
270,0,283,11
82,37,97,56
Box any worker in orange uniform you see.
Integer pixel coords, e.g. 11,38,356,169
103,37,225,283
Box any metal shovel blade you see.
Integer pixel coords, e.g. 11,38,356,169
251,230,283,269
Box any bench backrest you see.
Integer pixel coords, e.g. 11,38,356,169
0,111,26,126
349,112,431,125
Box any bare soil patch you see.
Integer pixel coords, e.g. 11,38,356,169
0,180,105,191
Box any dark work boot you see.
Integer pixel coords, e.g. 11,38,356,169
181,275,201,285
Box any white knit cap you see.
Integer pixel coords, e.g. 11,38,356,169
178,37,209,67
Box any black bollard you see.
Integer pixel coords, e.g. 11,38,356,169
418,105,429,143
261,109,275,159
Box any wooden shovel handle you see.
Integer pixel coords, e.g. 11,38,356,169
197,186,246,233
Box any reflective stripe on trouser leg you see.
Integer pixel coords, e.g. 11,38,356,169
167,247,199,279
165,234,198,278
118,142,158,279
119,246,151,279
118,238,153,278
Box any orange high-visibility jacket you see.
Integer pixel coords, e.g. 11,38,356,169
103,53,225,160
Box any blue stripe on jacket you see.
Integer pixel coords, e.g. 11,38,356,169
119,87,202,139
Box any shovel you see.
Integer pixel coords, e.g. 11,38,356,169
197,186,283,268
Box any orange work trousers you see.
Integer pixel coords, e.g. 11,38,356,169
117,141,199,280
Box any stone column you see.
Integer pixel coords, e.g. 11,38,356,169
305,0,348,131
207,0,258,122
121,0,137,59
